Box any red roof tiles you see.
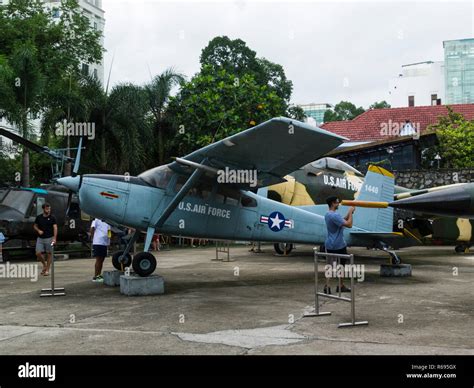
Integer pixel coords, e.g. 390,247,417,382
320,104,474,142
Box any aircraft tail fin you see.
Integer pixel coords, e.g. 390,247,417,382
352,165,394,232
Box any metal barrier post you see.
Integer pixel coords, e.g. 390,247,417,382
304,248,368,328
338,254,368,328
303,248,331,317
41,243,65,297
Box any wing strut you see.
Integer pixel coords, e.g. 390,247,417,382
142,160,206,252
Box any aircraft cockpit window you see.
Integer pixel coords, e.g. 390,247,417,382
311,157,363,176
217,185,241,207
241,195,257,207
2,191,34,215
138,165,173,189
35,197,45,216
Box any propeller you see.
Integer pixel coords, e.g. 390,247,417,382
65,137,83,219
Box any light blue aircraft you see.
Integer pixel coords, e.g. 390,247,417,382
58,117,399,276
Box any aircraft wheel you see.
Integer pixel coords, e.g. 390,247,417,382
390,253,401,265
112,251,132,271
454,245,469,254
274,243,293,255
132,252,157,277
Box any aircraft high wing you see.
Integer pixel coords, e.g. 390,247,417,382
170,117,348,188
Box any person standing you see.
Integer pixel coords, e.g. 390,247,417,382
0,231,5,262
90,218,111,282
324,196,355,294
33,203,57,276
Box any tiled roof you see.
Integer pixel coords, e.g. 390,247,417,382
320,104,474,142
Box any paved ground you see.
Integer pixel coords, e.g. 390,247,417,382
0,244,472,355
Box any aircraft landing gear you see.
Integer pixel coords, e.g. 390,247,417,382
132,252,157,277
374,241,401,264
112,251,132,271
455,244,471,254
274,243,293,255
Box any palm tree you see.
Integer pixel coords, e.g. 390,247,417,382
0,42,44,187
145,68,185,164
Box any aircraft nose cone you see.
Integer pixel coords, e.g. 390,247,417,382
57,176,81,192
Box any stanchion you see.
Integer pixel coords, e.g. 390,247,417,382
303,247,368,327
40,242,65,297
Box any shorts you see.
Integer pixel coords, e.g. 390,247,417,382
324,246,348,265
36,237,54,254
93,245,108,258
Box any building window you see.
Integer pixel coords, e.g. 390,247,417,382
93,68,98,79
408,95,415,107
81,64,89,76
94,22,98,30
431,94,438,105
52,8,60,18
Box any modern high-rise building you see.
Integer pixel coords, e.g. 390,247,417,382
298,103,332,126
388,38,474,107
444,38,474,104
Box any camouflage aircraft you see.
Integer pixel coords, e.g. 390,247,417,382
265,158,473,254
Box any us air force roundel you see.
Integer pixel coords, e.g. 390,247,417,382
260,211,294,232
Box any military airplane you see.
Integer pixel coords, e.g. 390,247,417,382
266,158,474,254
57,117,403,276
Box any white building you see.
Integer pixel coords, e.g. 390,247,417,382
45,0,106,83
387,61,445,108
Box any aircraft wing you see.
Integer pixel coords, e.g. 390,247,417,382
170,117,347,188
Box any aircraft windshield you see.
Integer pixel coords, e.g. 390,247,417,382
138,165,174,189
1,190,34,215
311,157,363,176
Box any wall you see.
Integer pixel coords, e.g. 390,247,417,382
394,168,474,189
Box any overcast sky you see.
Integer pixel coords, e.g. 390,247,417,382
102,0,473,108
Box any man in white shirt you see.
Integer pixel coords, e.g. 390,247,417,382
90,218,111,283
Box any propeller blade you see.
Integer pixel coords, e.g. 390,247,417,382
341,200,389,208
72,137,83,176
65,191,73,220
0,126,73,162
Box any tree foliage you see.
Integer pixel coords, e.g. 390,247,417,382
429,107,474,168
323,101,365,122
369,100,391,110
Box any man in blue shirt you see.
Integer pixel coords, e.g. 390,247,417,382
324,196,355,294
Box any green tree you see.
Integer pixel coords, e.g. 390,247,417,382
369,100,391,109
145,68,185,165
200,36,260,80
324,101,365,122
200,36,294,106
0,0,103,186
168,66,287,156
429,107,474,168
